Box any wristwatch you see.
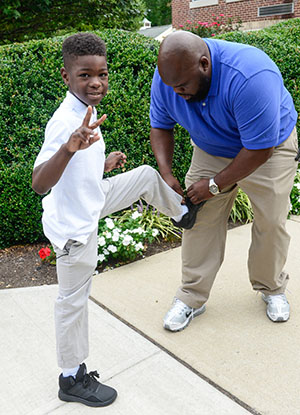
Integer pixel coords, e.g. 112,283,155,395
208,177,220,195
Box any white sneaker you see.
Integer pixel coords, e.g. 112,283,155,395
262,293,290,322
163,298,206,332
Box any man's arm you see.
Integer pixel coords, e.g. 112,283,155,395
187,146,274,204
32,106,106,195
150,127,184,196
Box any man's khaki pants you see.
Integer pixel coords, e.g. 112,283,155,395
53,165,183,368
176,128,298,309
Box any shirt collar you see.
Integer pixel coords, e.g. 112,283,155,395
65,91,97,118
204,39,220,98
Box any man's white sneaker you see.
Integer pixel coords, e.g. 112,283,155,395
262,293,290,322
163,298,206,332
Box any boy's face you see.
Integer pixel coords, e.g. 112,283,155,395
61,55,108,106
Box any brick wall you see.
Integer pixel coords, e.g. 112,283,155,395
172,0,300,29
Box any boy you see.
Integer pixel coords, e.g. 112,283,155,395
32,32,199,408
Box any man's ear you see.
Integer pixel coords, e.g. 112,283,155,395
60,67,69,86
199,56,210,73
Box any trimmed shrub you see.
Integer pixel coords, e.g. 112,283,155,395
1,19,299,248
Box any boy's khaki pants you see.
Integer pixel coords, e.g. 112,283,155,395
53,165,183,368
177,128,298,308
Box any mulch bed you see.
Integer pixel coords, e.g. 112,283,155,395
0,239,182,290
0,221,242,290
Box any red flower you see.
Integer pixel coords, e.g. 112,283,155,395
39,247,51,260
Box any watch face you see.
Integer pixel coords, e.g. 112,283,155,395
210,184,218,193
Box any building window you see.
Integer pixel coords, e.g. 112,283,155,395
258,3,294,17
190,0,218,9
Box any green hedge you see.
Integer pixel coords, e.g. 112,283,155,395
1,20,299,248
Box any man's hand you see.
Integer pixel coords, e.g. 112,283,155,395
104,151,127,172
186,178,213,204
162,172,184,197
66,106,106,153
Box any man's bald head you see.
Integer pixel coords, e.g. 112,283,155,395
158,31,211,102
158,31,209,83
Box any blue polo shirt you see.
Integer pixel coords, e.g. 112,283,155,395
150,39,297,158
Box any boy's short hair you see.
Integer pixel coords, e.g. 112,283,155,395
62,33,106,69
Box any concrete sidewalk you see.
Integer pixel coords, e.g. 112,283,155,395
0,286,250,415
91,219,300,415
1,219,299,414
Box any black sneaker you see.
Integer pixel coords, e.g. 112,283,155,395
58,363,117,407
171,197,206,230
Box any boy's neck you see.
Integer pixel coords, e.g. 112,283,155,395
69,91,94,108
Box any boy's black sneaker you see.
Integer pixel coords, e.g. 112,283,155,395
171,198,206,230
58,363,117,407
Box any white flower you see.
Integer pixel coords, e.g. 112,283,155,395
107,244,117,253
294,183,300,190
123,229,129,235
93,270,99,276
122,235,133,246
132,211,142,220
98,236,106,247
132,227,143,234
97,254,106,262
103,249,109,255
152,229,159,237
135,242,144,251
105,218,115,229
105,232,112,239
112,231,120,242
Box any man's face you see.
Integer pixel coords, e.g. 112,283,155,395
61,55,108,106
158,56,211,103
172,72,211,103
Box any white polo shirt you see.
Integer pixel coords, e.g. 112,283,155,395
34,92,106,250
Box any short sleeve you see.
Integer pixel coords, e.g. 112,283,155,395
150,68,176,130
34,118,72,168
233,71,281,149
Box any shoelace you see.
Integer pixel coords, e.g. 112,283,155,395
82,370,100,388
267,294,286,306
169,299,190,316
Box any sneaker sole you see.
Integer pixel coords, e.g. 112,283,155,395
163,305,206,332
58,389,117,407
266,310,289,323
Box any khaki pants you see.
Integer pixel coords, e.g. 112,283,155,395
53,165,183,368
177,128,298,309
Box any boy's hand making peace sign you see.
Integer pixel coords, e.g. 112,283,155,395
66,106,106,153
32,106,106,195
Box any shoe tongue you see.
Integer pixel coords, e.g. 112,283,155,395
76,363,87,381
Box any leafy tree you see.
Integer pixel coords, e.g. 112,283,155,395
0,0,146,44
144,0,171,26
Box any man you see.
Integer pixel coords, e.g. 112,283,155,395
150,31,298,331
